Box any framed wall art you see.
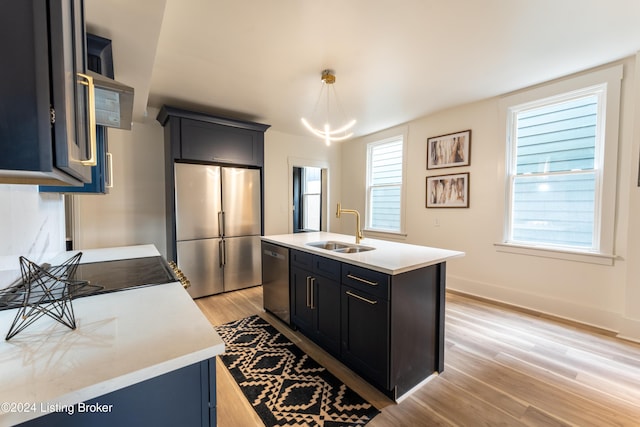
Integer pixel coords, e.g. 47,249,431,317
426,172,469,208
427,130,471,169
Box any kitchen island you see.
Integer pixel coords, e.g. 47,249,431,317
262,232,464,401
0,245,224,427
262,232,464,274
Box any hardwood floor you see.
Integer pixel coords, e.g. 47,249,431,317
196,286,640,427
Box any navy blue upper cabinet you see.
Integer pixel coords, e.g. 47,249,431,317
180,118,263,166
156,106,270,167
40,34,114,194
0,0,93,186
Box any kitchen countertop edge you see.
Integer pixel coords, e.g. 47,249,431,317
262,232,464,275
0,246,225,427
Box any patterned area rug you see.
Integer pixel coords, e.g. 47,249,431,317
214,315,380,426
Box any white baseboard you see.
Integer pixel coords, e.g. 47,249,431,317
446,274,640,343
617,317,640,344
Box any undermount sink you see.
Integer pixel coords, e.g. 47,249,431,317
306,240,375,253
306,241,350,250
333,246,374,253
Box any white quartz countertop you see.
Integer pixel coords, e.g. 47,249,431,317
262,232,464,275
47,243,162,265
0,245,224,426
1,244,163,289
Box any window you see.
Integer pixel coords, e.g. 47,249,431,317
508,91,602,249
498,65,622,264
366,136,404,233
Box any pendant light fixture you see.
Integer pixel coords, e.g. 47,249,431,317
301,69,356,145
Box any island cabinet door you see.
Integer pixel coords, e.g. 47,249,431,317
311,275,341,355
341,285,390,390
290,265,314,334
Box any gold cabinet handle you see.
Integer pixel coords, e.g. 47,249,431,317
346,274,378,287
105,152,113,188
346,290,378,305
76,73,97,166
310,277,316,309
306,276,312,308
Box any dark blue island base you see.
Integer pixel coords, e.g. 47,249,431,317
18,358,216,427
288,246,447,402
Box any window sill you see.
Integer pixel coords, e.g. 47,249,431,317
494,242,616,266
364,229,408,241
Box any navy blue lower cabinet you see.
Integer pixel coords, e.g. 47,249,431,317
18,358,217,427
290,250,341,356
341,285,390,390
290,264,315,334
312,274,341,354
288,249,447,401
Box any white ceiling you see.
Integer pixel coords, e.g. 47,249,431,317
86,0,640,138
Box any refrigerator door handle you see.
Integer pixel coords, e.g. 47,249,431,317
223,239,227,266
218,211,226,237
221,211,226,237
219,240,226,267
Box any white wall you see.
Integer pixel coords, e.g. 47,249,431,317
73,111,167,255
263,130,342,235
620,53,640,341
343,56,640,341
72,115,344,257
0,185,65,286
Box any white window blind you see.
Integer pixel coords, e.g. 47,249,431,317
508,91,603,250
366,137,403,232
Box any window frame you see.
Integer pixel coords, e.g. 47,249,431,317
288,156,331,234
506,87,605,250
365,133,406,235
495,65,622,265
301,166,322,231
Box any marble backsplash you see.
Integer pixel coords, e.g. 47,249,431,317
0,185,65,288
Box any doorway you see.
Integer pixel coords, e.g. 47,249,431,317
292,166,326,233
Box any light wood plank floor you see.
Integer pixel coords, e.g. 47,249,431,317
196,286,640,427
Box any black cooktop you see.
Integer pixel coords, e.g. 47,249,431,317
72,256,177,293
0,256,178,311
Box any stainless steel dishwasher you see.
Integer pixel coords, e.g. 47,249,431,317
262,241,290,325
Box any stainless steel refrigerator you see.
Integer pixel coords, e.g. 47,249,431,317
174,163,262,298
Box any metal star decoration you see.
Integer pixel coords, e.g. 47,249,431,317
3,253,102,340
